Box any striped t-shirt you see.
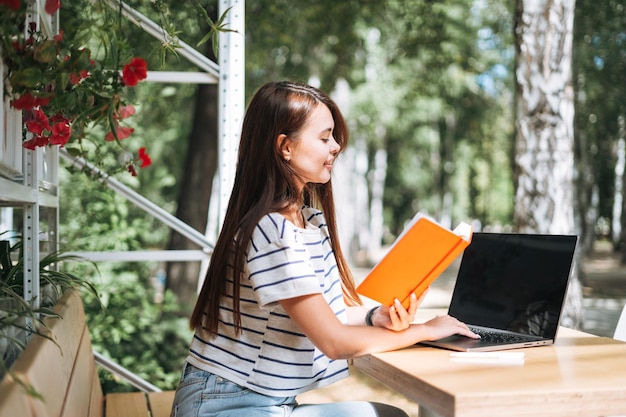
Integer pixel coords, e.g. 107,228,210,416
186,207,350,397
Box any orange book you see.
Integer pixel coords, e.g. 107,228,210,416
356,214,472,308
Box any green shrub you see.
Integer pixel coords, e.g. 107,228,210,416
82,268,192,393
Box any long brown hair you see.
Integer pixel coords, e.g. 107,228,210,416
190,81,362,336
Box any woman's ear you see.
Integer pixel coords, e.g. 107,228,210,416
277,134,292,162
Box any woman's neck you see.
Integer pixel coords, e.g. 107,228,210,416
280,204,305,228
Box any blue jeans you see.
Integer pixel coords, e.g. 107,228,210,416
170,362,409,417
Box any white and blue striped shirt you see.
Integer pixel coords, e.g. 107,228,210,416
186,207,350,397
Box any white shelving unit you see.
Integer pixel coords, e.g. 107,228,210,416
2,0,244,307
0,0,60,308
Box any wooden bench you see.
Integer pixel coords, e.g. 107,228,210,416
0,290,175,417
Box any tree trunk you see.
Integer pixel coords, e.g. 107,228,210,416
614,135,625,248
573,72,597,257
164,82,218,307
368,146,387,261
438,114,457,229
618,116,626,263
514,0,582,328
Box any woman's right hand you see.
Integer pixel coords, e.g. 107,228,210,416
420,314,480,341
375,292,423,331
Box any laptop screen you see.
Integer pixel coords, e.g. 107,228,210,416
448,232,577,338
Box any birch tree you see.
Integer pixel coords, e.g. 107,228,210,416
513,0,582,327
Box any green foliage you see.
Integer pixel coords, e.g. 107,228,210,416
245,0,384,93
82,270,191,392
243,0,517,235
573,0,626,228
342,0,515,233
57,0,212,394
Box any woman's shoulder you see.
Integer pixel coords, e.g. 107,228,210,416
256,212,290,233
302,206,326,228
251,208,327,242
253,212,299,242
246,213,298,254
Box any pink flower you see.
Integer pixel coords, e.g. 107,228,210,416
25,109,51,135
121,57,147,86
138,147,152,168
117,105,136,119
105,124,134,141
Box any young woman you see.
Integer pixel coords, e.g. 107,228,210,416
170,81,478,417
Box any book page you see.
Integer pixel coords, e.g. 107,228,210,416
453,222,472,241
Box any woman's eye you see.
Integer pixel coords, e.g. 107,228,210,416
321,138,330,143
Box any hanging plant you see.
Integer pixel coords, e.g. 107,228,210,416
0,0,151,176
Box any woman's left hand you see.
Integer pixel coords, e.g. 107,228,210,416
373,290,427,331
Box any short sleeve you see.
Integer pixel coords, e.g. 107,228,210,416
245,214,322,307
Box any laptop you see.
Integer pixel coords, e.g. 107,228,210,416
421,232,578,352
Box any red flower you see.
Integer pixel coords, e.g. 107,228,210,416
0,0,20,11
11,93,50,110
121,57,148,87
11,40,24,53
25,109,51,135
53,30,63,43
49,116,71,146
23,135,49,150
44,0,60,15
69,69,90,85
138,147,152,168
105,125,134,141
127,164,138,177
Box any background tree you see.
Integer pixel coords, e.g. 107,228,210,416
513,0,582,326
245,0,517,265
162,3,219,308
572,0,626,258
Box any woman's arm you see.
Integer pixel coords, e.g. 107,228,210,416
280,293,478,360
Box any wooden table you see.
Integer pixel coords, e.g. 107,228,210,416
353,310,626,417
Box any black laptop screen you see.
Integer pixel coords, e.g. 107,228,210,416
448,232,577,338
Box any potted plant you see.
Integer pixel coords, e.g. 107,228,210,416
1,234,99,307
0,233,99,380
0,0,152,176
0,237,58,391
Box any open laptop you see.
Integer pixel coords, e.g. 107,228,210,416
421,232,578,352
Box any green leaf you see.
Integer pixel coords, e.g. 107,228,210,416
10,67,44,88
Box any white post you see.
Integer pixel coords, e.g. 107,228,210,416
217,0,245,229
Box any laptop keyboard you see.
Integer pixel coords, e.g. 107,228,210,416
469,327,536,344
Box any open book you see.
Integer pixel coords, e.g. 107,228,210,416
356,214,472,308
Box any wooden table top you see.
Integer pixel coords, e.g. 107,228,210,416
352,310,626,417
